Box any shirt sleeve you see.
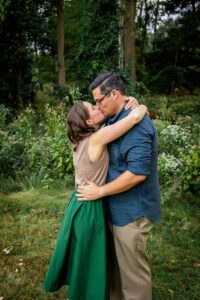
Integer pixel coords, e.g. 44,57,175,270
121,124,153,175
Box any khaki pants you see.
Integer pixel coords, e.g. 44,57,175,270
108,217,153,300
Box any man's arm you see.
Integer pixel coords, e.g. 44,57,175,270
77,117,153,201
77,171,146,201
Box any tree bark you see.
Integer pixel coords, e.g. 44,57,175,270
118,0,124,69
140,0,148,71
123,0,136,81
153,0,160,51
56,0,65,86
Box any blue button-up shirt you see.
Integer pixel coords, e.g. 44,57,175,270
106,107,161,226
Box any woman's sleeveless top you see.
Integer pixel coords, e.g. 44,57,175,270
73,136,109,187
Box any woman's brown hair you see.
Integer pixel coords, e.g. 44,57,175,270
67,101,96,150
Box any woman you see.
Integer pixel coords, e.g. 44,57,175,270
43,100,147,300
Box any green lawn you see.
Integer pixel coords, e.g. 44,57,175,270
0,188,199,299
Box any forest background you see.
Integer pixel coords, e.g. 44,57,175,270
0,0,200,299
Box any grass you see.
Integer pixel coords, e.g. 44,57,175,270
150,197,200,300
0,187,200,300
0,188,72,299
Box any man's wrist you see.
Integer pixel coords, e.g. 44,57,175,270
99,186,106,198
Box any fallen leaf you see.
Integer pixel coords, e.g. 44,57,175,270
3,246,13,255
171,259,176,264
0,297,4,300
193,262,200,267
168,288,174,294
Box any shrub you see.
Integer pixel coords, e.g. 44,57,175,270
0,104,10,128
157,115,200,202
149,65,186,94
158,153,182,185
145,95,176,121
169,95,200,116
159,124,191,156
180,147,200,193
0,104,73,189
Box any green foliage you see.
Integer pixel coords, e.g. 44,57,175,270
117,69,149,101
181,148,200,193
35,83,81,112
0,0,10,21
159,124,190,155
144,95,175,121
0,0,56,109
0,104,73,189
155,111,200,203
150,66,186,94
0,104,10,128
169,95,200,116
1,94,199,197
145,93,200,119
146,6,200,93
73,0,119,90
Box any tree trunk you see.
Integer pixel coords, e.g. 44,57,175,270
56,0,65,86
139,0,144,20
118,0,124,69
123,0,136,81
140,0,148,71
153,0,160,51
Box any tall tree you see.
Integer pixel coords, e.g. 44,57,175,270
152,0,160,51
0,0,56,109
55,0,65,86
122,0,136,81
139,0,151,70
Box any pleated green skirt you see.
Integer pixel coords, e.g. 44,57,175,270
43,191,109,300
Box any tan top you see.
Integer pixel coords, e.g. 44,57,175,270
73,136,109,187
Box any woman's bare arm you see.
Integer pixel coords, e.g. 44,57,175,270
88,104,147,162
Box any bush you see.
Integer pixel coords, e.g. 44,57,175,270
145,95,176,121
181,148,200,193
159,124,191,156
149,66,185,94
158,153,182,185
157,114,200,202
0,104,74,189
35,83,81,112
169,95,200,116
0,104,10,128
1,95,199,197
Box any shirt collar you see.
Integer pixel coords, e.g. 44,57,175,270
106,104,127,125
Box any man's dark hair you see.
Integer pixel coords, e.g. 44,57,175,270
89,72,126,95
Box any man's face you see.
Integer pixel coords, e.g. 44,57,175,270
92,86,117,117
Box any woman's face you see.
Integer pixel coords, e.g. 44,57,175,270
83,102,106,126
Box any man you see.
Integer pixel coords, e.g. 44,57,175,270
77,72,161,300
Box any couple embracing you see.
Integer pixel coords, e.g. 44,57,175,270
43,72,161,300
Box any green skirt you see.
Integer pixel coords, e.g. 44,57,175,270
43,191,109,300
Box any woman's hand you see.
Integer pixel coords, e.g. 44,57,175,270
129,104,148,123
124,96,139,110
